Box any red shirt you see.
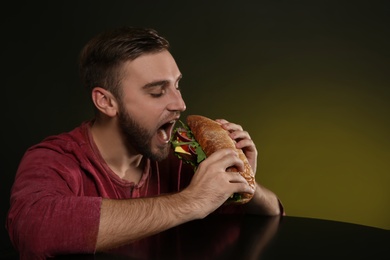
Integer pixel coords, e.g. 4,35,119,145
6,121,194,259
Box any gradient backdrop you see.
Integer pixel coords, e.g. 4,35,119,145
1,0,389,253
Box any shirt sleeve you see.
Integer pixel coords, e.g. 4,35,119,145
6,148,102,259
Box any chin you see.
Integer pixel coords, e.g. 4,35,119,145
148,146,170,162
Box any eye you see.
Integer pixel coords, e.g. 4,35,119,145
150,89,166,97
175,80,182,91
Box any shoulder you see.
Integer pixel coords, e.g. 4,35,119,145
15,122,94,191
36,121,91,149
20,121,93,171
26,121,92,157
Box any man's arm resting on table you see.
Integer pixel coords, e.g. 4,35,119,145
96,189,203,251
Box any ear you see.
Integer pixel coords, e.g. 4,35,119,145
91,87,118,117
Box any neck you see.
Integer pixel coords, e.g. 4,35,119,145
90,118,145,183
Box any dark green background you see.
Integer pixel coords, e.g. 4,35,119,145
1,0,389,254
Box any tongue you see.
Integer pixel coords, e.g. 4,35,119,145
158,128,169,143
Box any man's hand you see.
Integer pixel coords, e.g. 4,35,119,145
215,119,283,216
184,148,255,218
215,119,258,174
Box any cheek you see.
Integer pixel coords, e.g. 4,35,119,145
125,104,161,129
121,93,167,127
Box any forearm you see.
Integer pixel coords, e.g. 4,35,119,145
96,190,201,251
244,182,283,216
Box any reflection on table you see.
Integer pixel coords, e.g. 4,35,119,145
55,214,279,260
53,214,390,259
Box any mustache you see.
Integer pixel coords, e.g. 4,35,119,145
161,111,181,124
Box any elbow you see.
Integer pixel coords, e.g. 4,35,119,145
7,207,68,258
7,219,54,258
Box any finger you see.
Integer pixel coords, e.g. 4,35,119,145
215,119,243,132
229,130,251,141
235,138,256,151
227,171,249,184
215,119,228,124
230,181,255,195
223,152,245,173
205,149,245,172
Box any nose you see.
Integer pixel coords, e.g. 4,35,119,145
167,89,186,112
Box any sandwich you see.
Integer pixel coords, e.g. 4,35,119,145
171,115,255,204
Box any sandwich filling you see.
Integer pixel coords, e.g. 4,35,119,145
170,120,206,169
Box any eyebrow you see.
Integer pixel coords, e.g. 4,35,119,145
142,74,183,90
142,80,168,90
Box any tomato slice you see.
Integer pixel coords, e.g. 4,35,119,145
181,144,190,153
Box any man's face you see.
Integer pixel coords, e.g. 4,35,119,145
116,50,186,161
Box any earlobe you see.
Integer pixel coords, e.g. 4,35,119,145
91,87,118,117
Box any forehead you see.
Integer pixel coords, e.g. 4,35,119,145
120,50,180,85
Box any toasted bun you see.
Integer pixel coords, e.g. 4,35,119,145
187,115,255,204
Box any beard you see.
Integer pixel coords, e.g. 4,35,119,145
117,105,170,162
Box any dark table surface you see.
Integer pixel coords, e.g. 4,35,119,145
2,215,389,259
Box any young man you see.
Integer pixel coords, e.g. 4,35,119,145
6,27,283,258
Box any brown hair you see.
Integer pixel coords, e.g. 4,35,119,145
79,27,170,99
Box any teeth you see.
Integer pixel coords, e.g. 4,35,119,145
158,128,169,143
158,120,176,143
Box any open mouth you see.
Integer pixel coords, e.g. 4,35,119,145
157,120,176,143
